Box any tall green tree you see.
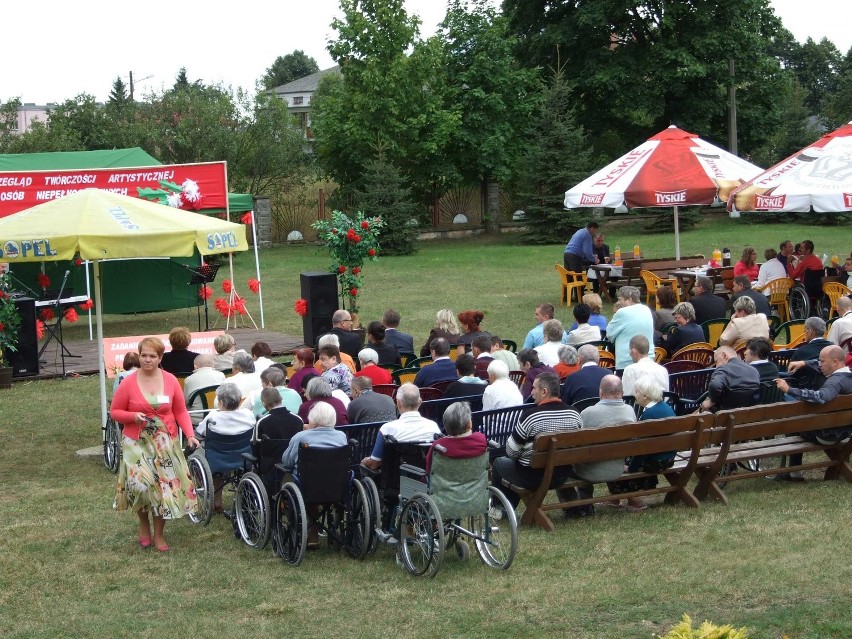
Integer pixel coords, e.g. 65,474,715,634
261,50,320,89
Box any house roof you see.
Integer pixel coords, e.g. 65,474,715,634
273,66,340,94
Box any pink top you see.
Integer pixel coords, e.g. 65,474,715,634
110,370,193,441
733,261,759,280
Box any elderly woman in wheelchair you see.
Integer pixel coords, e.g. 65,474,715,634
362,402,519,578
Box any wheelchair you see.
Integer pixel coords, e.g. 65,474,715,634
362,439,518,578
270,440,371,567
103,414,122,473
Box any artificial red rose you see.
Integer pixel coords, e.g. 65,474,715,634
214,298,232,317
233,295,247,315
361,221,370,229
248,278,260,294
40,308,55,322
349,287,359,297
199,285,213,300
337,265,346,274
367,248,377,257
241,212,253,225
36,320,45,340
74,257,83,266
352,267,361,274
294,298,308,317
222,279,232,294
79,298,94,311
0,322,4,332
332,229,338,234
64,308,79,323
37,273,51,289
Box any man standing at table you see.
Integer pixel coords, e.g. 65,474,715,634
563,221,600,272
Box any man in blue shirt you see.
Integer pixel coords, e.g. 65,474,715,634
564,221,600,272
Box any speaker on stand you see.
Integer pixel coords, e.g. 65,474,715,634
300,272,338,346
9,297,39,377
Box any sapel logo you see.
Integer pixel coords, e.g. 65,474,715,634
1,241,20,259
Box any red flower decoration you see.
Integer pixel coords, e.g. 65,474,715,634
222,279,232,294
0,322,4,332
337,265,346,274
247,279,260,294
36,320,45,340
40,308,55,322
64,307,79,323
349,287,359,297
361,221,370,229
332,229,338,234
214,298,232,317
352,266,361,275
367,248,377,257
294,298,308,317
74,257,83,266
241,212,253,225
199,285,213,300
37,273,51,289
79,298,94,311
233,295,247,315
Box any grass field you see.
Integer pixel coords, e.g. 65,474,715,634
2,215,852,638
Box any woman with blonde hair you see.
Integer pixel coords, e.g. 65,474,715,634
570,292,608,332
420,309,462,356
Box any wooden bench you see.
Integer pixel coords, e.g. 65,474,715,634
504,413,708,531
602,256,706,296
690,396,852,503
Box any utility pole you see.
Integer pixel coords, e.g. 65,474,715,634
128,71,153,101
728,58,737,155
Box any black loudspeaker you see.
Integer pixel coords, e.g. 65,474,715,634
300,272,338,346
9,297,39,377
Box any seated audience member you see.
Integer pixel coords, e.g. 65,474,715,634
608,377,677,511
787,239,823,284
254,387,304,489
443,353,488,398
425,402,488,473
701,346,761,412
287,348,316,396
729,275,771,317
316,333,357,374
733,246,759,280
354,348,394,386
183,354,226,425
566,304,601,346
653,286,678,333
382,308,415,354
471,334,495,380
361,384,441,470
620,335,669,397
843,256,852,289
491,372,581,511
776,239,794,269
228,351,263,405
298,377,348,425
605,286,654,370
347,376,397,424
323,309,364,362
786,316,832,390
560,344,610,406
318,345,353,396
569,293,608,333
413,338,459,388
523,303,568,349
490,335,520,371
719,296,769,347
160,326,199,375
517,348,555,400
743,337,779,382
112,351,140,394
553,344,580,379
211,333,236,372
535,319,567,365
690,276,727,325
249,365,301,418
366,320,401,367
457,310,490,353
281,402,347,472
197,382,256,512
661,302,705,357
482,360,523,410
420,309,462,357
754,248,787,291
828,296,852,351
250,341,275,374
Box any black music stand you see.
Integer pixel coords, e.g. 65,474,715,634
37,270,80,378
187,263,221,332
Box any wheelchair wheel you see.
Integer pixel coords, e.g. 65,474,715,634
187,451,213,526
398,493,445,578
235,472,271,550
789,286,810,319
344,479,370,560
103,416,122,473
272,482,307,566
362,476,381,555
471,486,518,571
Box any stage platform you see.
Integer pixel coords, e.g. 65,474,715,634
17,327,307,381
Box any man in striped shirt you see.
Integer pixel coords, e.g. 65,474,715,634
491,372,582,509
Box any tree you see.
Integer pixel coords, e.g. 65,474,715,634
108,77,131,108
750,79,822,168
261,50,320,89
516,61,598,245
785,37,843,113
174,67,191,90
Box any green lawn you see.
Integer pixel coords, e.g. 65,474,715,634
2,215,851,639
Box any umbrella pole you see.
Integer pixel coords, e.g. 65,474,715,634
674,205,681,260
248,209,265,329
94,261,108,441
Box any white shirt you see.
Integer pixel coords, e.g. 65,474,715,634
755,258,788,293
621,356,670,397
535,340,563,366
197,408,255,436
828,311,852,351
482,378,524,411
370,412,441,460
567,323,602,346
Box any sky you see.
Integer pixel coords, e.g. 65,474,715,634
2,0,849,106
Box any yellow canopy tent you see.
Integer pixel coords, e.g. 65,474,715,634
0,188,248,429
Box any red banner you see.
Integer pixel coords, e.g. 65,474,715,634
102,331,224,378
0,161,227,218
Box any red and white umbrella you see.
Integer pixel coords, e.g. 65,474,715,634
728,121,852,215
565,125,763,258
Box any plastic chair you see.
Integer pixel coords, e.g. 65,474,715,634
732,341,748,360
392,367,421,385
508,370,525,389
654,346,667,363
598,351,615,370
398,351,417,367
372,383,399,399
408,356,434,369
663,359,706,374
555,264,589,306
670,345,714,368
639,270,680,308
773,319,807,350
700,318,728,347
502,339,518,353
822,281,852,319
755,277,794,323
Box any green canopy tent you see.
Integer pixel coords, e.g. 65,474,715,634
0,148,256,316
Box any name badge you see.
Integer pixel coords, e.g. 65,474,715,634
156,395,170,404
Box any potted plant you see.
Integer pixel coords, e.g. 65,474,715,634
313,210,383,325
0,272,22,388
